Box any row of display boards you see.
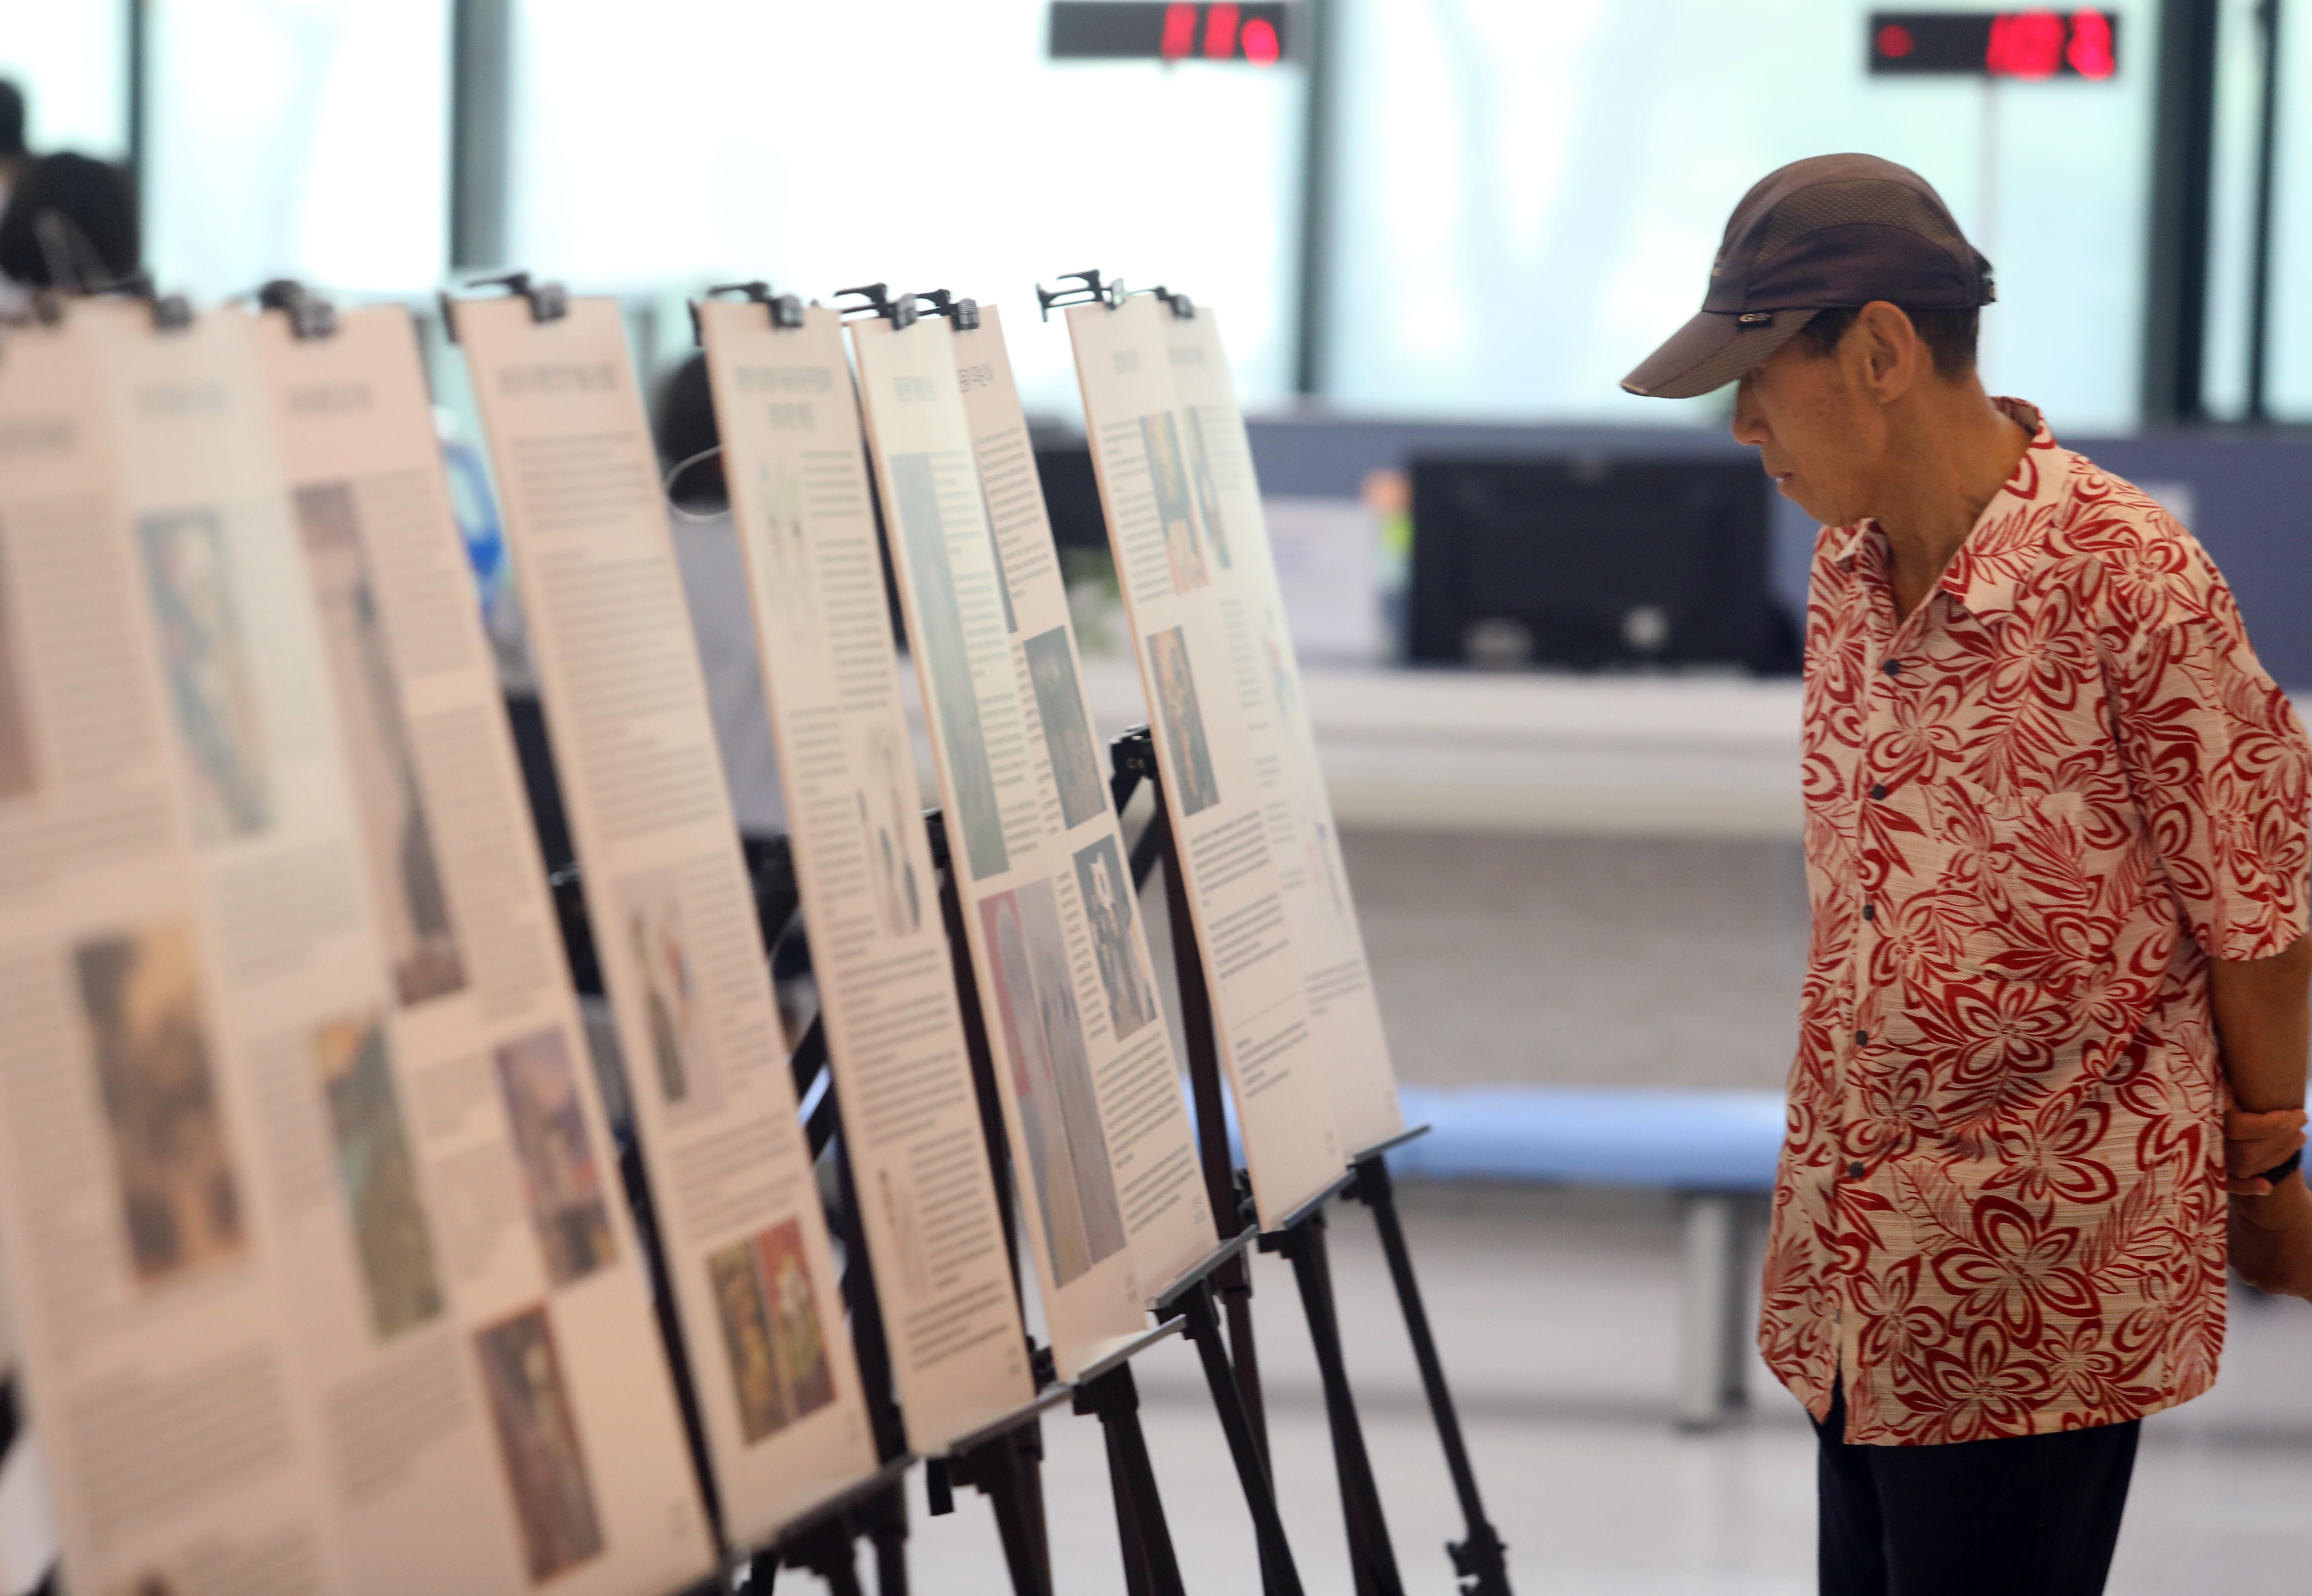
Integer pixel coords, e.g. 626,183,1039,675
0,270,1490,1596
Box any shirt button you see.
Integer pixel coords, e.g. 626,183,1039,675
1870,784,1888,801
1847,1161,1868,1180
1855,1030,1869,1046
1861,903,1876,921
1883,658,1904,676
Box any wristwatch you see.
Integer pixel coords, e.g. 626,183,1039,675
2253,1150,2304,1186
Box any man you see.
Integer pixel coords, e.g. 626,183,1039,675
1623,153,2312,1595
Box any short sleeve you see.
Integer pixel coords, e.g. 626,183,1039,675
2110,607,2312,961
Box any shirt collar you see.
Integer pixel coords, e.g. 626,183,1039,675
1829,399,2062,618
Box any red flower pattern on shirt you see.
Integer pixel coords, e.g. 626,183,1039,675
1761,400,2312,1444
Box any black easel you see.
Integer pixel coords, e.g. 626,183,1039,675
920,804,1056,1596
1111,724,1513,1596
1042,260,1517,1582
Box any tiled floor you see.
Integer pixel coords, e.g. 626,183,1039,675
887,1184,2312,1595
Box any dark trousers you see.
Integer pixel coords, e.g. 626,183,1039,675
1814,1382,2139,1596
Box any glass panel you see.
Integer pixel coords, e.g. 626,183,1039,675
0,2,127,158
1326,0,2159,432
2256,5,2312,415
506,0,1304,411
145,0,448,300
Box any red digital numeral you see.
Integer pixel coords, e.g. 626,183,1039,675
1160,2,1198,59
1203,2,1241,58
2066,9,2116,78
1986,9,2064,77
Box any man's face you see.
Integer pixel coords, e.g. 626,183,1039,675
1730,328,1885,527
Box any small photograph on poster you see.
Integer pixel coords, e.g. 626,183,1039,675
1021,627,1102,830
856,721,925,939
315,1011,443,1340
890,453,1008,880
981,881,1124,1286
612,865,719,1115
1144,628,1220,817
748,462,820,648
1182,410,1235,571
1072,836,1157,1041
0,528,37,800
708,1217,837,1445
76,921,244,1284
872,1166,933,1297
137,508,272,842
474,1304,607,1584
295,483,466,1007
1138,413,1209,596
493,1027,616,1286
977,479,1019,634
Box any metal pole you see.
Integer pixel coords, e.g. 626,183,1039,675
2142,0,2222,424
1291,0,1338,397
449,0,511,270
2249,0,2285,421
125,0,148,234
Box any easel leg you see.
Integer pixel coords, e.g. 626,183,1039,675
948,1423,1054,1596
783,1520,867,1596
1350,1156,1513,1595
1180,1280,1306,1596
1076,1363,1187,1596
863,1482,909,1596
1275,1211,1405,1596
1217,1252,1269,1458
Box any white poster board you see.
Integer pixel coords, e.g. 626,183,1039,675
1161,308,1403,1155
1065,296,1347,1228
449,294,879,1542
694,300,1035,1451
0,301,361,1596
245,299,734,1593
851,309,1213,1380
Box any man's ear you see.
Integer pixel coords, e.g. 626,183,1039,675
1852,301,1920,402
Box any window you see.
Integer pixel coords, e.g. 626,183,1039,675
505,0,1304,413
1324,0,2160,431
144,0,448,301
0,2,127,158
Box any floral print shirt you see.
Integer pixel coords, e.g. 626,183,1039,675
1761,400,2312,1444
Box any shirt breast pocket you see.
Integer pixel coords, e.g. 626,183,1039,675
1953,788,2103,983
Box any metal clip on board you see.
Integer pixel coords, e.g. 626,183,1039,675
689,279,805,345
437,269,568,343
255,279,341,340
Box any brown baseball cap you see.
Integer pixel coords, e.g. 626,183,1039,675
1621,153,1994,399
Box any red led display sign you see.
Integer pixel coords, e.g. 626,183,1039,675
1869,10,2118,77
1048,3,1288,64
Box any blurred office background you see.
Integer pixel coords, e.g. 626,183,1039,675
6,4,2312,1591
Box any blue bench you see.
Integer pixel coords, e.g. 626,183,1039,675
1390,1084,1786,1427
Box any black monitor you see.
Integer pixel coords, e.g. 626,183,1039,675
1407,456,1794,673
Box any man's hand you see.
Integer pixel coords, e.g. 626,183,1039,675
2231,1173,2312,1301
2225,1105,2308,1195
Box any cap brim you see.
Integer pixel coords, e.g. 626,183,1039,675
1620,308,1819,399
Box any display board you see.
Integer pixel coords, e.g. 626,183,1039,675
1159,307,1403,1155
450,295,879,1541
851,309,1212,1380
1066,295,1347,1227
0,297,725,1596
0,301,362,1596
245,299,728,1593
692,301,1036,1450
